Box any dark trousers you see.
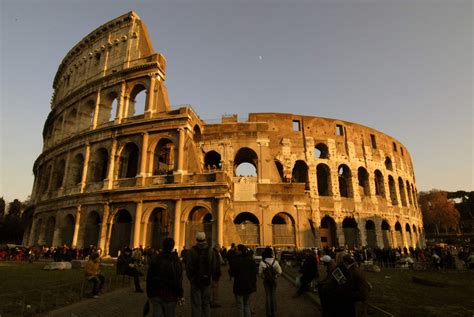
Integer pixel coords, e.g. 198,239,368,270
264,285,277,317
126,267,143,290
88,274,105,295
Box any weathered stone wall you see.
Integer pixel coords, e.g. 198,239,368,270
25,12,424,254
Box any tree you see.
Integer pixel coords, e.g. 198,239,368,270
0,198,27,244
0,197,5,218
419,190,460,235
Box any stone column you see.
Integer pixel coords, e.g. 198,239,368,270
92,89,101,128
358,221,367,247
118,81,127,122
105,138,117,189
177,128,185,173
145,75,156,118
390,230,397,248
174,199,182,249
133,201,143,248
401,227,408,251
352,173,361,202
80,143,91,192
138,132,149,186
217,198,224,247
99,203,110,254
71,205,81,248
336,221,345,247
374,219,384,248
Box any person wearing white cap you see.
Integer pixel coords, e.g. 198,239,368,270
185,232,217,317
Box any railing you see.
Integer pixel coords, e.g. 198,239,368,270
0,275,130,317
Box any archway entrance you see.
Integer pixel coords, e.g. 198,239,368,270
61,214,75,246
147,208,171,250
272,212,296,246
381,220,391,248
186,207,213,248
109,210,132,256
83,211,101,248
405,223,412,248
320,216,337,247
234,212,260,246
365,220,377,248
45,216,56,246
342,218,359,248
394,222,403,248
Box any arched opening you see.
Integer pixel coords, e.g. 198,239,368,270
342,218,359,248
320,216,337,247
406,180,413,205
357,167,370,196
119,143,139,178
61,214,75,246
129,84,147,116
204,151,222,170
39,164,52,194
83,211,101,248
274,160,284,182
68,154,84,187
374,170,385,198
107,93,119,122
272,212,296,246
365,220,377,248
394,222,402,248
317,164,332,196
147,208,171,250
45,216,56,246
399,177,407,206
153,139,175,175
109,209,132,257
193,125,201,142
411,185,417,208
78,99,95,130
185,207,213,248
292,160,309,190
234,147,258,177
385,157,393,171
314,143,329,159
388,176,398,205
405,223,412,247
234,212,260,245
33,218,43,245
338,165,353,198
52,159,66,190
381,220,391,248
63,108,77,136
412,224,419,247
91,148,109,182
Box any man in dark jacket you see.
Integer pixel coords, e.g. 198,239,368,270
186,232,217,317
295,249,319,296
229,244,257,317
146,238,183,317
117,247,144,292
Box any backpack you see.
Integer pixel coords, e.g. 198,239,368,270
263,259,278,287
195,246,212,287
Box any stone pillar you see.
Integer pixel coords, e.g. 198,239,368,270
145,75,156,118
137,132,149,186
105,138,117,189
133,201,143,248
71,205,81,248
390,230,397,248
174,199,182,249
92,89,101,128
80,143,91,192
401,227,408,251
374,219,384,248
358,221,367,247
331,164,341,199
177,128,185,173
217,198,224,247
336,222,344,247
62,151,71,191
99,203,110,255
351,173,361,202
118,81,127,122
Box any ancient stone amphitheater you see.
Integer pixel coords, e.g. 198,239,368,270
23,12,424,256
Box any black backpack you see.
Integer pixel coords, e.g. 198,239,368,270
263,259,278,287
195,246,212,287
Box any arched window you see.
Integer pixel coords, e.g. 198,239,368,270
357,167,370,196
193,125,202,142
374,170,385,198
274,160,284,182
388,176,398,205
292,160,309,190
153,139,175,175
317,164,331,196
63,108,77,136
91,148,109,182
314,143,329,159
398,177,407,206
52,159,66,190
119,143,140,178
385,157,393,171
128,84,147,116
68,154,84,186
338,164,353,198
406,180,413,205
234,147,258,177
204,151,221,170
78,100,96,130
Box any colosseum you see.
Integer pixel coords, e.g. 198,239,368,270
23,12,424,256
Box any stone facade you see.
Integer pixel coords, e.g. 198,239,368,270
23,12,424,255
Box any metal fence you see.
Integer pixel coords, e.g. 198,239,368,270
0,275,130,317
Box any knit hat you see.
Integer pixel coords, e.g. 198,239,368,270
196,232,206,242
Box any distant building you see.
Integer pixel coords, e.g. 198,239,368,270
23,12,424,255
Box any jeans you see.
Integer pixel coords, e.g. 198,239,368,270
88,274,105,296
235,294,251,317
190,283,211,317
264,285,277,317
149,296,177,317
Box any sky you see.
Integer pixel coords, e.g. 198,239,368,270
0,0,472,203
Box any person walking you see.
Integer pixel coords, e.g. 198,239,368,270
146,237,183,317
185,232,217,317
229,244,257,317
117,247,144,292
295,249,319,296
210,244,223,308
258,247,282,317
84,252,105,298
